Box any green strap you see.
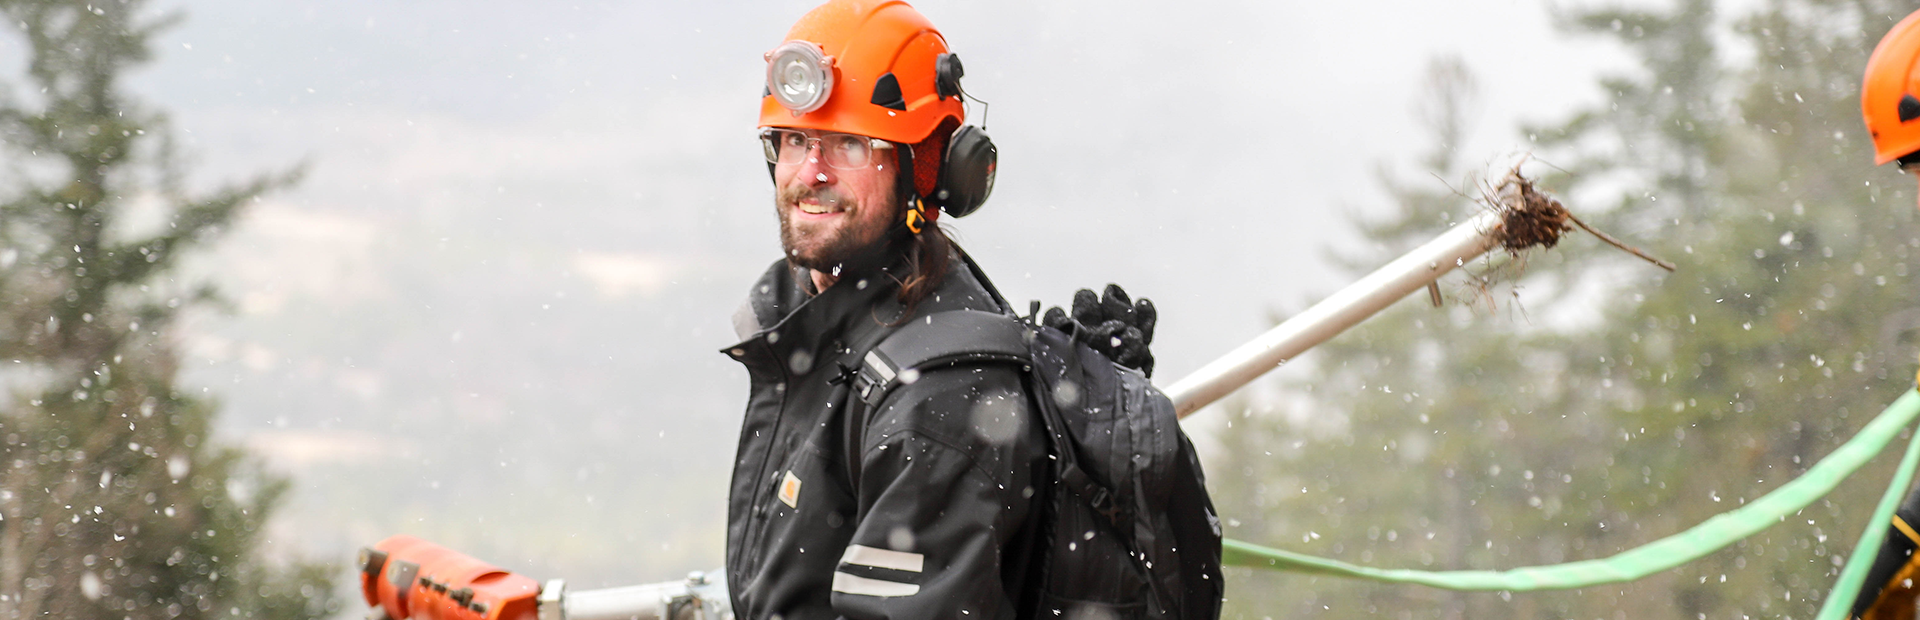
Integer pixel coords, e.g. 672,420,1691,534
1223,389,1920,594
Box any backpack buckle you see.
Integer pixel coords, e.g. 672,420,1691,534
1089,488,1119,519
1065,465,1127,529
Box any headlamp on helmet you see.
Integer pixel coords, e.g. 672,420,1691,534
766,41,834,115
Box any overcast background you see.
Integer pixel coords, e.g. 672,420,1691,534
52,0,1634,594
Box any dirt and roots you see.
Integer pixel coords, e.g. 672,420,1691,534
1484,164,1675,270
1491,167,1573,253
1443,163,1675,312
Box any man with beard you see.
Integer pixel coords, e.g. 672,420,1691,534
719,1,1161,618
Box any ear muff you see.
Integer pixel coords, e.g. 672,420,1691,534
935,124,996,218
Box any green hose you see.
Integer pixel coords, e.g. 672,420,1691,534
1224,389,1920,597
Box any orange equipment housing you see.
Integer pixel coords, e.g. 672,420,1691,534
1863,9,1920,165
758,0,963,145
359,535,541,620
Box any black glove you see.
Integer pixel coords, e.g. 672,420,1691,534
1042,284,1156,377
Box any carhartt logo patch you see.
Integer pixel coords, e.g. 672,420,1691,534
778,471,802,508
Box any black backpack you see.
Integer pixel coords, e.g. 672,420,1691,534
850,307,1224,619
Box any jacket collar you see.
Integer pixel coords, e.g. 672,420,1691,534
724,254,912,369
723,246,1008,367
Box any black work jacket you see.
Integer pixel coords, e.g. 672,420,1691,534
722,254,1044,620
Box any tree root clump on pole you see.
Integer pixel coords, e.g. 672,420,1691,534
1486,166,1676,272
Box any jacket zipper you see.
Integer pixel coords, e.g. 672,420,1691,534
742,336,794,574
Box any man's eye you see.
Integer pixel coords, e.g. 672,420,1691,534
784,134,807,148
831,138,864,157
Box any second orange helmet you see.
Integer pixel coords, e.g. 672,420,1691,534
1864,10,1920,166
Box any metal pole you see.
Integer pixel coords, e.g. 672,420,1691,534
1165,210,1506,418
541,572,732,620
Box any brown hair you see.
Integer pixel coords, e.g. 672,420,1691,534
895,221,951,310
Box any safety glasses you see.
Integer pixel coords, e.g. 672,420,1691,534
760,128,893,170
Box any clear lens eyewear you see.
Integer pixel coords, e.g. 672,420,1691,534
760,129,892,170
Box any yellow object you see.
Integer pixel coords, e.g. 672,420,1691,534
905,203,926,234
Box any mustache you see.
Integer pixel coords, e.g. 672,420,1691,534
777,184,850,209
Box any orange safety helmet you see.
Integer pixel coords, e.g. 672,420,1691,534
760,0,996,218
760,0,963,147
1863,9,1920,166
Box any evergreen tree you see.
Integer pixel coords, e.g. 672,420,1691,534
1215,0,1920,617
0,1,338,618
1530,0,1919,615
1214,55,1610,619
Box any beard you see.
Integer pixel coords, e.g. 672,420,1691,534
775,183,898,274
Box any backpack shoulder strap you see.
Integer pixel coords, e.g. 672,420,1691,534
852,309,1031,406
853,309,1106,513
840,309,1032,495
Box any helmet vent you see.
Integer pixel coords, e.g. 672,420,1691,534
1902,94,1920,123
871,73,907,111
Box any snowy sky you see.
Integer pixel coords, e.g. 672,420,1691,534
129,0,1628,374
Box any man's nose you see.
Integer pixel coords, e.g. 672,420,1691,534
795,143,834,187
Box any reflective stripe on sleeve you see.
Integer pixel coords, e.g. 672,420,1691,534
831,572,921,598
840,544,924,572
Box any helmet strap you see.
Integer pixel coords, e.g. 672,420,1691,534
894,141,930,234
